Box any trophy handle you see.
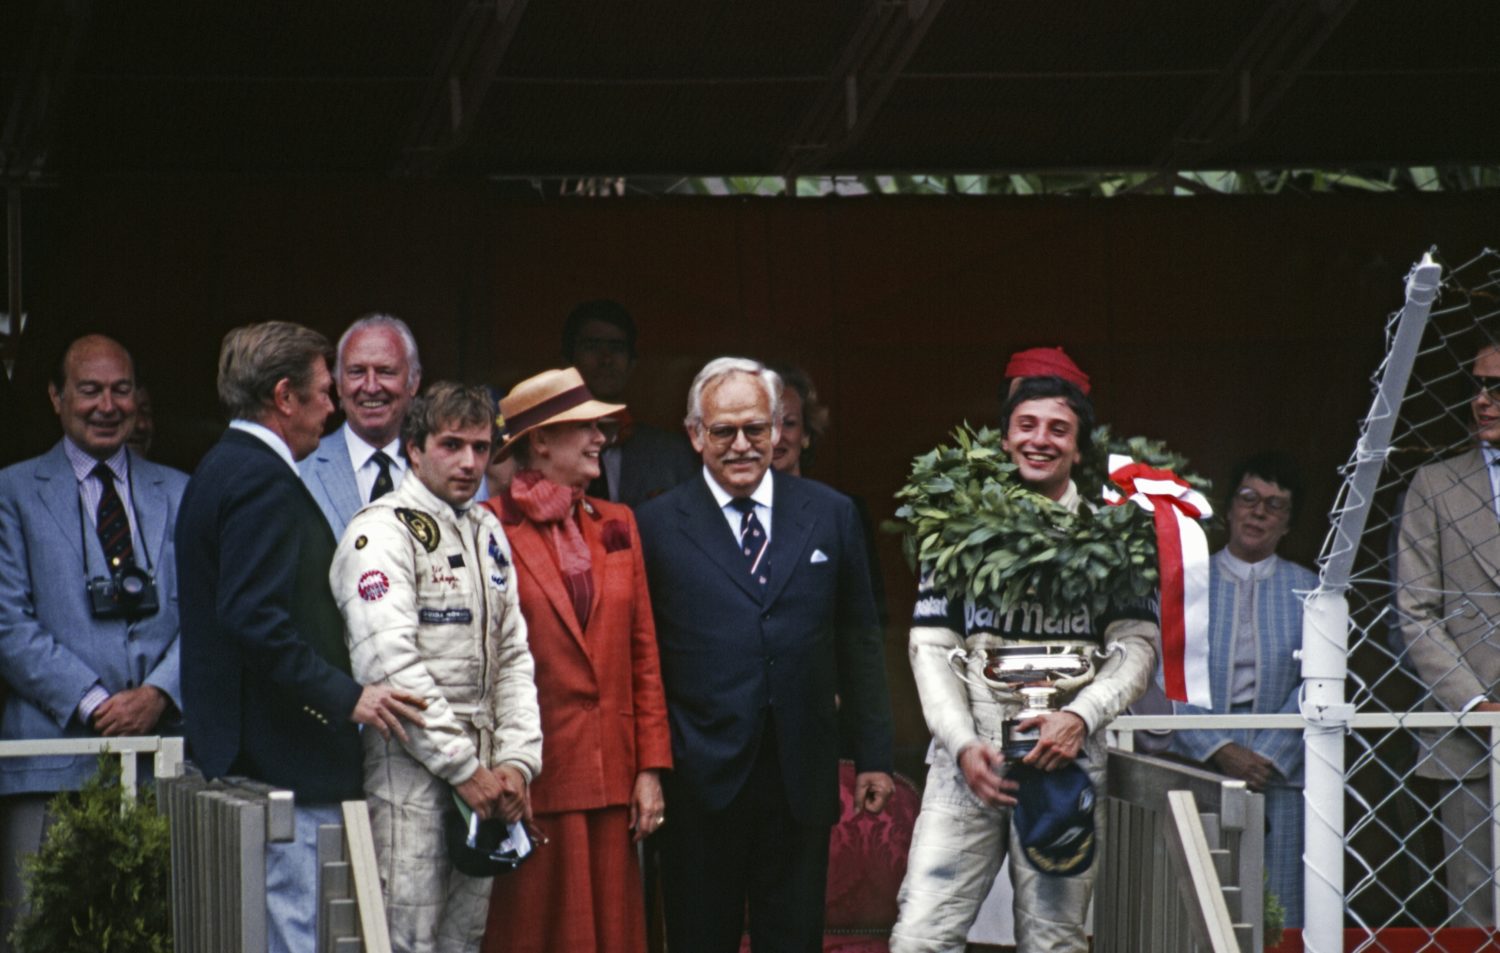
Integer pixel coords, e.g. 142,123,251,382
946,647,1019,695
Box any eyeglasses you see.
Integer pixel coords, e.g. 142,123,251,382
704,422,773,446
1475,376,1500,401
1233,486,1291,513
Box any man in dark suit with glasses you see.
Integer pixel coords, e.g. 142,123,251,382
637,356,894,953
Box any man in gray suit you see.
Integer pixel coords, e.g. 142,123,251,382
1397,340,1500,927
300,314,422,540
0,334,188,948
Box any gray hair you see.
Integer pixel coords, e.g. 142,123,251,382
218,322,332,421
684,357,782,437
336,313,422,388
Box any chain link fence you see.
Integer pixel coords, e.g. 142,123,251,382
1310,247,1500,950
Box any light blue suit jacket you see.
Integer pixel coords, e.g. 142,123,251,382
0,441,188,794
1170,550,1317,784
298,426,366,542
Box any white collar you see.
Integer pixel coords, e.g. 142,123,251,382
1055,480,1081,514
343,423,403,471
230,419,299,473
1217,547,1279,582
703,466,774,512
391,467,472,523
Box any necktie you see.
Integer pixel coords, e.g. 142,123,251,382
730,497,770,589
370,450,395,502
93,462,134,568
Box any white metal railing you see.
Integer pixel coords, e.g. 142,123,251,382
1113,709,1500,948
0,734,186,797
1,737,388,953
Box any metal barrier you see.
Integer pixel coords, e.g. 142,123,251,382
159,769,391,953
0,734,186,798
1096,748,1265,953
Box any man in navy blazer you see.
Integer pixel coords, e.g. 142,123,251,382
300,314,422,540
176,321,424,953
0,334,187,946
637,357,894,953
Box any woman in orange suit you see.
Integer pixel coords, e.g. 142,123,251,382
482,367,672,953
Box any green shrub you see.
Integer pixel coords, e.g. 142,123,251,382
10,757,171,953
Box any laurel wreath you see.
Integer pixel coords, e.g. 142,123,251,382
891,423,1208,619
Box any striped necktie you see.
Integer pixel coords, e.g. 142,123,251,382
730,497,770,589
93,462,134,568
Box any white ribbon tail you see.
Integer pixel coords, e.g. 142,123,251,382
1175,505,1213,709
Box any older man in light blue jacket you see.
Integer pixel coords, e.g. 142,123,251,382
0,335,187,948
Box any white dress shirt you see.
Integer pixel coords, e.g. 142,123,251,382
702,466,774,545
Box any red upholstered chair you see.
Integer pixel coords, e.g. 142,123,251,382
740,760,922,953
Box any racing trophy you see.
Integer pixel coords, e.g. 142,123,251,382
947,643,1096,758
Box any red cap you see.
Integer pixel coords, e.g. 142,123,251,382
1004,346,1090,395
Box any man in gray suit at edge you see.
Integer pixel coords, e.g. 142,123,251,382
300,313,422,540
1397,339,1500,927
0,334,188,950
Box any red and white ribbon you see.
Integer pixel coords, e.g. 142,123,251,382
1103,455,1214,708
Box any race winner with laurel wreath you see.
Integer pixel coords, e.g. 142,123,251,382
889,374,1162,953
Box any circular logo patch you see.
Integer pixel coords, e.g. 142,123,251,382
358,569,390,602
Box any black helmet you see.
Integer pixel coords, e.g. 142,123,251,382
443,795,534,877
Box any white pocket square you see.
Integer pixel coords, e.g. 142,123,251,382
809,549,829,564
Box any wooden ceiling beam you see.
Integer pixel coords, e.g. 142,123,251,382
778,0,949,177
394,0,530,177
1137,0,1360,185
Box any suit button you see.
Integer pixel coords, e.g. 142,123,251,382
761,612,771,621
582,701,596,711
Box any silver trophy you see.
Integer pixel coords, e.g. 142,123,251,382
947,643,1095,758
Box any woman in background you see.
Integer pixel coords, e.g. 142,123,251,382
1170,451,1316,929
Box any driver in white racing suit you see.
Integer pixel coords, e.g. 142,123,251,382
332,383,541,953
890,376,1159,953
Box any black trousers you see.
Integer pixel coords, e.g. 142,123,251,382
659,731,832,953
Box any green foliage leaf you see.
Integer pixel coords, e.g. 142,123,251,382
11,757,171,953
889,422,1208,617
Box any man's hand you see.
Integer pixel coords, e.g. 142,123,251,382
854,771,895,815
493,764,531,824
1019,710,1087,772
1210,742,1279,792
455,766,504,820
350,685,428,742
629,769,665,843
958,742,1019,807
92,686,168,736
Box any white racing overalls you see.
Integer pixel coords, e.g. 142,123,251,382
332,475,542,953
890,481,1158,953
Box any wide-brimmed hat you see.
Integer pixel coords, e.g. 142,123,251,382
495,367,625,460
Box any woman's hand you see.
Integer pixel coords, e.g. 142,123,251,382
629,769,666,843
